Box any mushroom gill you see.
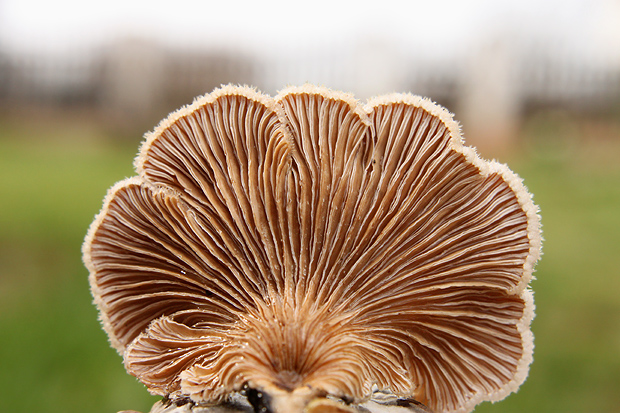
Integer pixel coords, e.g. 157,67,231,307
83,84,541,413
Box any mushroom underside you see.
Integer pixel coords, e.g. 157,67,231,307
83,84,540,413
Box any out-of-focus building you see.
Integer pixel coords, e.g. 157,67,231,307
96,38,255,130
0,37,256,134
0,33,618,153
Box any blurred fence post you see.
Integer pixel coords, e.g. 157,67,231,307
458,39,521,157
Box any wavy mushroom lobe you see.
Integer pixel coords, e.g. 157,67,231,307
83,85,541,413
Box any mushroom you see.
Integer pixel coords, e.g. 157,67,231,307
83,84,541,413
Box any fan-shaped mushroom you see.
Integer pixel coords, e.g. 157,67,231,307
83,85,541,413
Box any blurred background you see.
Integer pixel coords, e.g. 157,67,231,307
1,0,619,412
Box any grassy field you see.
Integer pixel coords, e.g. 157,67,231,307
0,112,619,413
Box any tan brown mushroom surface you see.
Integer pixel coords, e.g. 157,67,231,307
83,85,541,413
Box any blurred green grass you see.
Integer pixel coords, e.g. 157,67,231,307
0,119,158,413
1,113,619,412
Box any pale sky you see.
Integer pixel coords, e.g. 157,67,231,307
1,0,616,61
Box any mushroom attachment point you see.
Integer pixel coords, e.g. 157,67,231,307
83,85,541,413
